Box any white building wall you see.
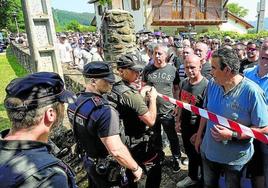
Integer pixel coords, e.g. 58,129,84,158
94,0,145,33
122,0,145,32
219,19,248,34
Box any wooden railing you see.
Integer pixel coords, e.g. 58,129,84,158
152,5,227,22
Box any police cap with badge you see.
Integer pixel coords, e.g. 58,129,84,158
83,61,115,83
4,72,76,110
117,53,144,73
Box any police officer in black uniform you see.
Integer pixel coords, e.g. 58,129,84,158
107,53,162,188
67,61,143,188
0,72,77,188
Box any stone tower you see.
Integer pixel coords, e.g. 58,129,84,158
101,9,136,61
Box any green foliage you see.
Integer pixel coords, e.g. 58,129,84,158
0,48,28,131
196,30,268,41
99,0,112,6
0,0,25,33
66,20,80,32
79,25,96,32
227,3,249,18
52,8,95,28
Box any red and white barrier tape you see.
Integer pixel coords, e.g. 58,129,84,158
157,93,268,144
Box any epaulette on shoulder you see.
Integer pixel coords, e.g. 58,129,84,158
91,96,106,107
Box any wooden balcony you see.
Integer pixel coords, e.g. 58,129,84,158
151,5,228,26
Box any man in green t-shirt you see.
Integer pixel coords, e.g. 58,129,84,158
108,53,161,187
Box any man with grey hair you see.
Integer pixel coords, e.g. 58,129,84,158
194,42,212,80
142,44,182,173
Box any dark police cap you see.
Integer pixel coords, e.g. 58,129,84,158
83,61,115,83
117,53,144,72
5,72,76,110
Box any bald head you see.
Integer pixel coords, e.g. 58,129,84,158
185,54,202,67
184,54,202,80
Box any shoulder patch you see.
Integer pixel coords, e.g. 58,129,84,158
91,96,104,107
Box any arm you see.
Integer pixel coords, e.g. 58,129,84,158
139,87,157,127
195,117,206,153
101,135,143,181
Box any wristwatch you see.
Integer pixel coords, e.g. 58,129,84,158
231,131,239,141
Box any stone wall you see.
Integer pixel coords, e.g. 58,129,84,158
10,42,34,73
101,9,137,61
10,43,85,94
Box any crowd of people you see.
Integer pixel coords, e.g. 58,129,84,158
0,30,268,188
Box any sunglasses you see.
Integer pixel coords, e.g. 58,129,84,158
212,42,219,45
247,48,257,52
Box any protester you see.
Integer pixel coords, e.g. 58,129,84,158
195,48,268,188
176,54,208,188
244,39,268,188
142,44,182,173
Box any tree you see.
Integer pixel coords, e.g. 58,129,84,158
0,0,25,32
66,20,80,32
99,0,112,6
227,3,249,18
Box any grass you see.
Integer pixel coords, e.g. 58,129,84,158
0,48,28,131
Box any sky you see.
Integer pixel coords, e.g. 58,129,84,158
51,0,266,21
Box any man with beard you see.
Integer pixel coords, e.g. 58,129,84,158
68,62,143,188
142,44,182,173
0,72,77,188
239,41,259,73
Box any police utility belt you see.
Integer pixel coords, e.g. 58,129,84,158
125,133,150,148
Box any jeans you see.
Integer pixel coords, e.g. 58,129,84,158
153,114,181,158
202,154,244,188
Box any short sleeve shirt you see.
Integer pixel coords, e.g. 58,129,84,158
142,63,180,114
201,78,268,165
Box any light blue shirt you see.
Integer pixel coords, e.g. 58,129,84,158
201,78,268,165
244,65,268,154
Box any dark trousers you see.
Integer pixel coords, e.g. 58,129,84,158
126,142,162,188
153,114,181,158
181,124,202,181
202,154,244,188
83,156,114,188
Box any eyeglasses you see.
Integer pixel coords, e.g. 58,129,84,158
247,48,257,52
212,43,219,45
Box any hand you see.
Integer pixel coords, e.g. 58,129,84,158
190,133,197,145
147,86,157,100
175,118,181,133
132,166,143,182
195,134,202,153
210,125,232,142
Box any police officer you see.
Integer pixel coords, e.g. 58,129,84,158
108,53,162,187
67,61,143,188
0,72,77,188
